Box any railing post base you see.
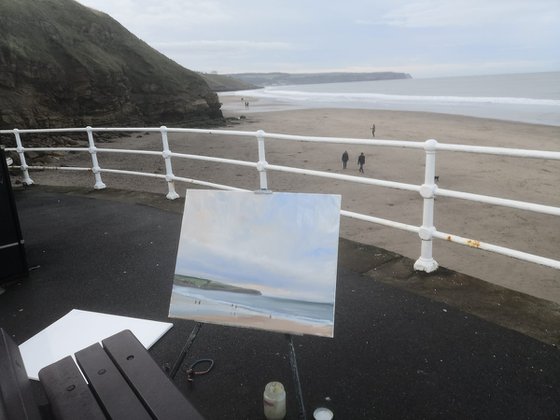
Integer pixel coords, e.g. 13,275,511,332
413,256,439,273
93,182,106,190
166,189,180,200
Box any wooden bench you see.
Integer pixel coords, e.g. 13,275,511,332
0,328,203,419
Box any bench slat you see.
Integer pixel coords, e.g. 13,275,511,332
0,329,41,420
103,329,204,420
75,342,151,420
38,356,105,420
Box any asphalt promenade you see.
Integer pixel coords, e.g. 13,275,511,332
1,185,559,419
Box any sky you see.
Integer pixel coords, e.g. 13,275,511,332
75,0,560,78
174,190,341,303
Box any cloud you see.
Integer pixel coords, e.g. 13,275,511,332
151,40,295,53
77,0,232,41
359,0,560,28
174,191,340,302
79,0,230,23
75,0,559,76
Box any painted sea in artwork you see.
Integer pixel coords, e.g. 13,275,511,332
169,190,341,337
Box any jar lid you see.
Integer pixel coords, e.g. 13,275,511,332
265,381,285,396
313,407,334,420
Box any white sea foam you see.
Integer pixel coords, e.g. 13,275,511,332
171,284,333,324
228,88,560,107
221,72,560,126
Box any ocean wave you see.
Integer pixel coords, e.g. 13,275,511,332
172,285,333,324
224,88,560,107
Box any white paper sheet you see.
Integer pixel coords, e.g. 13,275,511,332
19,309,173,380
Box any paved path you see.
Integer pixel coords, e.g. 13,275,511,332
1,186,559,419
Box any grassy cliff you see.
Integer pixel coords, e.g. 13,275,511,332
0,0,223,129
174,274,262,295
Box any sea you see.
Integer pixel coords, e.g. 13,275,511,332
222,71,560,126
171,284,334,324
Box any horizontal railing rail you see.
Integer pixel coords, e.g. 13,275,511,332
2,126,559,272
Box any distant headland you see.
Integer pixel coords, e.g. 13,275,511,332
222,72,412,88
174,274,262,295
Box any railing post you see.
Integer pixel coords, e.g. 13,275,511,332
86,126,106,189
414,139,439,273
160,126,179,200
13,129,34,185
256,130,268,190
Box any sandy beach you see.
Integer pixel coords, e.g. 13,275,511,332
169,291,333,337
14,94,560,304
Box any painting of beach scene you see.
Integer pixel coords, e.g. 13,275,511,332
169,190,341,337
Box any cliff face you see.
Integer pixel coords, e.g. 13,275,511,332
0,0,223,130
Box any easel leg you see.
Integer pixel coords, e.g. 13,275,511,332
170,322,203,378
286,334,307,420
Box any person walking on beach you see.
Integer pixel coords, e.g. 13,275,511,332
341,150,349,169
371,123,376,137
358,152,365,173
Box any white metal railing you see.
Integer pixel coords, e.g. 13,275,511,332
2,126,560,272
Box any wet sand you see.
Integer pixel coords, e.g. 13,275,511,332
16,96,560,304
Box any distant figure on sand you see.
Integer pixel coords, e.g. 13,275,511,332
371,123,376,137
358,152,365,173
341,150,349,169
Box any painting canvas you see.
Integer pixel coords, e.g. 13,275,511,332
169,190,341,337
